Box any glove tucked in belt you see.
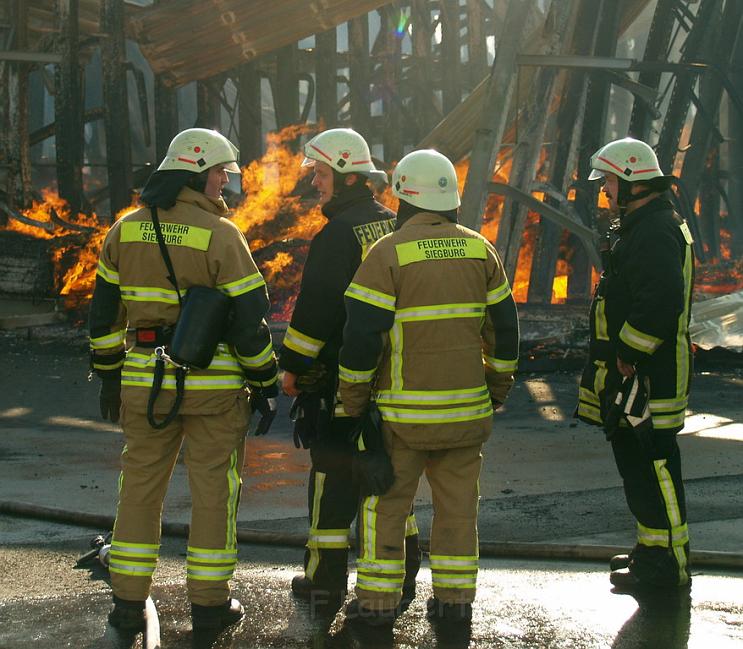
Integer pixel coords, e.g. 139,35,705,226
289,391,328,449
250,388,278,436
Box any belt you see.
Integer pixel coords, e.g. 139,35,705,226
130,326,173,348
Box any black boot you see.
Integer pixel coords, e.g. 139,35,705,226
345,599,398,627
191,598,244,631
610,553,631,571
291,575,346,606
426,597,472,623
610,568,691,593
108,596,146,633
399,581,416,612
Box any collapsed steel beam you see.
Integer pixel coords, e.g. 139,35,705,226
488,182,601,270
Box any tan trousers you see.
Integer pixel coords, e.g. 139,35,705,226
110,394,249,606
356,428,482,610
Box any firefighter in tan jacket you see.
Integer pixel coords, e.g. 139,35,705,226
89,129,278,632
338,150,520,625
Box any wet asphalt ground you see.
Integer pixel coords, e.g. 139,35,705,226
1,336,742,647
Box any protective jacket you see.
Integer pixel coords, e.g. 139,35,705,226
338,211,520,449
577,196,694,433
89,186,278,414
279,184,395,378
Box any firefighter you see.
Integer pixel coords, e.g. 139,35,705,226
338,149,520,625
576,137,694,592
279,128,421,608
89,128,278,632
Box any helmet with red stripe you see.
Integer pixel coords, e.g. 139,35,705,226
589,137,669,182
302,128,387,184
391,149,460,211
158,128,240,174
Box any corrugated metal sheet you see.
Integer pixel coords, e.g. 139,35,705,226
128,0,393,87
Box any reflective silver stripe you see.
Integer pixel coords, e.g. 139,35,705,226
345,283,396,311
283,326,324,357
619,322,662,353
187,549,238,561
187,567,235,578
487,281,511,305
120,286,182,304
431,575,477,586
338,364,376,383
90,330,125,350
430,557,479,569
357,559,405,572
96,260,119,284
108,561,155,574
236,343,274,368
356,576,404,590
484,355,518,372
395,304,485,322
379,403,492,423
218,273,265,297
377,387,489,405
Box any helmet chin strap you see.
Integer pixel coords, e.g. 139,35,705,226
617,178,656,217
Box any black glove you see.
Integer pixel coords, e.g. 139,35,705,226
289,392,327,449
353,449,395,496
99,370,122,423
249,390,277,436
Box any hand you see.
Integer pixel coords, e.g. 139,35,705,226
249,391,277,436
99,371,121,423
282,371,299,397
617,357,635,378
492,399,503,411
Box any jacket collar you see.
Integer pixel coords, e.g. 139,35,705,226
619,195,673,234
398,211,451,229
321,183,374,220
175,186,229,216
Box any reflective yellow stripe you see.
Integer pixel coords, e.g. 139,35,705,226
218,272,265,297
236,342,274,368
92,358,124,371
339,364,376,384
122,371,244,390
395,303,485,322
577,402,601,423
649,397,688,412
90,329,126,350
487,280,511,305
96,259,119,285
345,282,396,311
187,547,238,561
430,555,479,569
305,472,325,580
356,575,404,592
484,355,517,373
283,325,325,358
405,514,419,537
226,449,240,549
307,527,351,549
120,285,183,304
395,237,487,266
675,242,693,415
120,220,212,250
357,559,405,574
619,321,663,354
390,321,404,391
361,495,379,561
379,402,492,424
376,386,489,406
579,387,600,406
595,298,609,341
431,574,477,588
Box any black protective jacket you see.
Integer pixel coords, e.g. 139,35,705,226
577,196,695,434
279,184,395,377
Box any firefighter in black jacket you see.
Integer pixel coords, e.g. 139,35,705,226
577,137,694,592
280,128,421,606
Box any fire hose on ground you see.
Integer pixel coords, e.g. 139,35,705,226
2,499,742,571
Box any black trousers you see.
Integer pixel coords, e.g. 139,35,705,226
611,429,690,585
304,428,421,591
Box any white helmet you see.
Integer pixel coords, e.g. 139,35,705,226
589,137,668,182
302,128,387,184
391,149,460,211
158,128,240,174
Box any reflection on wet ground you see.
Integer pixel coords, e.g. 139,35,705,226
2,557,741,649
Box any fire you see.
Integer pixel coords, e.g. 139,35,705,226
4,124,741,322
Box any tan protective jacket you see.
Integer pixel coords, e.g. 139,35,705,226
338,212,520,449
89,187,276,415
